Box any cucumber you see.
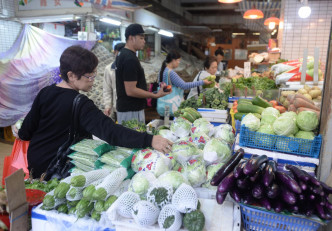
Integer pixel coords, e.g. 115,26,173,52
237,104,264,114
234,112,261,121
252,96,272,108
238,99,252,104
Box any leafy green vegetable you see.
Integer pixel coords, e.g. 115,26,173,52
183,210,205,231
296,111,319,131
122,119,146,132
242,113,260,131
273,115,297,136
295,131,315,140
158,171,188,191
163,215,175,229
203,138,231,164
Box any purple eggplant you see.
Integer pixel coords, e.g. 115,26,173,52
276,171,302,194
315,203,327,219
298,194,305,201
313,185,325,196
288,204,299,213
230,188,242,202
309,194,316,200
242,194,254,204
267,183,280,199
298,181,307,191
250,163,265,182
326,201,332,210
211,149,244,186
243,155,268,176
273,200,284,213
263,160,277,187
301,170,320,186
285,165,309,182
321,182,332,195
325,211,332,220
303,203,314,217
261,197,272,210
216,191,227,204
233,161,246,179
281,187,297,205
218,172,236,193
316,196,326,206
237,177,250,189
252,184,264,199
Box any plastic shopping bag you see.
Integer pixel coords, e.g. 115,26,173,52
2,139,29,186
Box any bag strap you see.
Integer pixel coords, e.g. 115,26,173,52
167,69,172,86
56,94,85,158
196,71,203,95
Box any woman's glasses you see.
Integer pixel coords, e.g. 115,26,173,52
82,71,97,81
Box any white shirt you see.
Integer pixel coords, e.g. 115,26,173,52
103,63,117,113
187,70,211,99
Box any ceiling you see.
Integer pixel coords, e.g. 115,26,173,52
126,0,282,34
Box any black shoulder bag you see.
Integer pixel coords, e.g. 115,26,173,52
43,94,85,181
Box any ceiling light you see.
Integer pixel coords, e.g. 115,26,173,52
264,16,280,30
20,15,79,23
158,29,173,37
100,18,121,26
243,6,264,19
298,4,311,18
253,33,260,35
232,33,245,36
218,0,242,3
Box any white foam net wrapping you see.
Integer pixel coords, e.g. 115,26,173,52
158,204,183,231
131,200,160,227
146,183,173,209
66,186,83,201
172,183,198,213
71,169,110,187
42,190,67,209
113,179,130,197
95,167,128,197
128,171,157,199
115,191,140,218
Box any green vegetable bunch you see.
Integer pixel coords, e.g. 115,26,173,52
122,119,146,132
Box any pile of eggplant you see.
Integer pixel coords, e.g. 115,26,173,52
212,148,332,220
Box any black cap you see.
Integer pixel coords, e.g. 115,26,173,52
114,42,125,51
125,23,145,39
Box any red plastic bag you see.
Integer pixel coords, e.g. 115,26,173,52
2,139,29,186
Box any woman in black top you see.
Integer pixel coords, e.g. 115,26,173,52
18,45,173,178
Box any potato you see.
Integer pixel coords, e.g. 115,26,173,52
309,89,321,99
303,94,312,100
297,89,308,94
281,91,296,97
312,86,321,90
304,85,311,92
279,96,286,104
283,100,290,108
317,96,322,100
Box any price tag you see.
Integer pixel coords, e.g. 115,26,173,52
244,62,251,78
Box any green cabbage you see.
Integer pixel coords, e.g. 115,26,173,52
158,171,189,190
295,131,315,140
131,149,154,172
139,152,171,177
181,158,206,187
158,129,178,142
281,111,297,120
261,115,278,125
171,118,192,138
192,118,213,136
242,113,260,131
202,162,225,190
172,141,199,163
203,138,231,164
128,171,156,199
255,124,275,148
261,107,280,118
273,115,297,136
214,125,235,144
296,111,319,131
190,132,210,149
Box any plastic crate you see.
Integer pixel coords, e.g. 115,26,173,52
240,203,321,231
235,120,241,136
239,125,322,158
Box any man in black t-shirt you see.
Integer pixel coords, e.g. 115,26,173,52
115,23,169,124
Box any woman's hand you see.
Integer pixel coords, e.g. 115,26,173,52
151,135,173,153
203,79,213,85
155,82,171,98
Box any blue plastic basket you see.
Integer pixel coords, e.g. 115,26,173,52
240,203,321,231
239,125,322,158
235,120,241,135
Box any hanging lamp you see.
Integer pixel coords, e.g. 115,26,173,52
264,16,280,29
218,0,243,3
243,6,264,19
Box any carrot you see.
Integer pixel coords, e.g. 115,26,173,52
233,109,238,113
288,104,296,112
287,94,296,104
293,98,319,111
274,106,286,113
297,107,320,118
270,100,278,107
294,93,314,105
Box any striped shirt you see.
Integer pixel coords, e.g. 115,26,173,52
161,67,204,90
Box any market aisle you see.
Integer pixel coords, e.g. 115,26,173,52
0,141,13,181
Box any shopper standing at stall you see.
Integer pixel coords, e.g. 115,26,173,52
103,42,125,120
17,45,173,179
157,50,212,116
187,56,218,99
215,48,227,73
115,23,169,124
